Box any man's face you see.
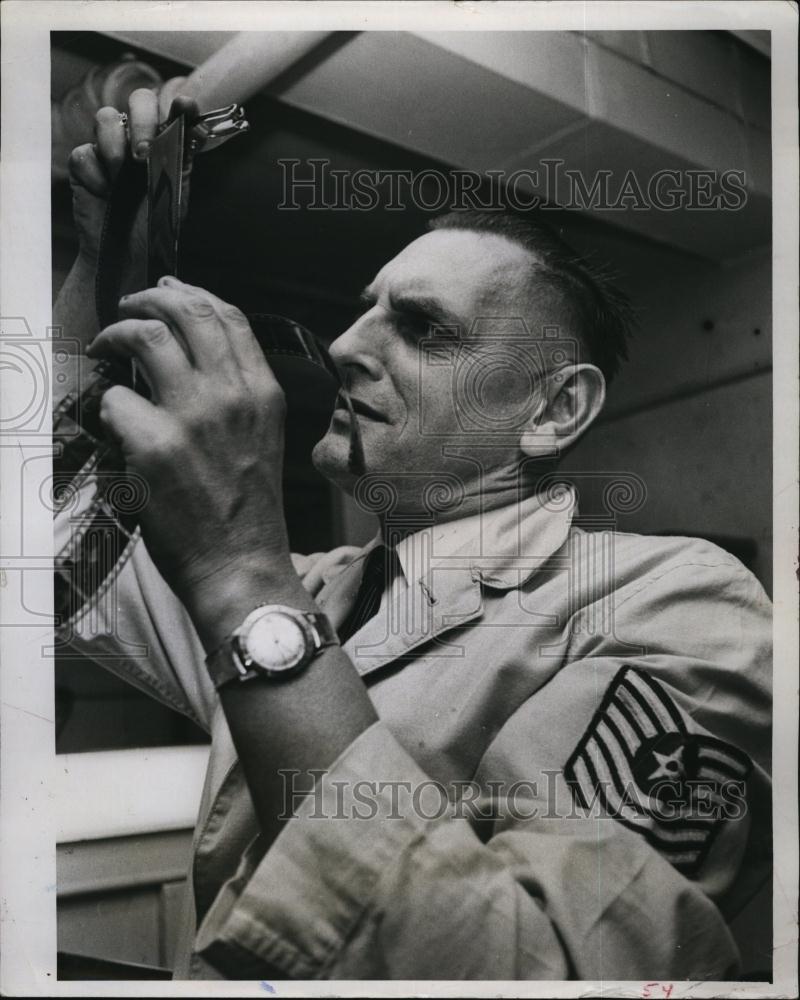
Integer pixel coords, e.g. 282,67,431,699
312,229,553,507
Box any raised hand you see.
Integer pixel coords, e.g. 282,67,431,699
86,277,294,628
67,87,160,266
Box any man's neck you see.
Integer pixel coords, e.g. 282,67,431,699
377,459,559,542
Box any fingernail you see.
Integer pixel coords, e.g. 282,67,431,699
134,140,150,160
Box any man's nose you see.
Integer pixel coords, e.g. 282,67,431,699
328,312,382,380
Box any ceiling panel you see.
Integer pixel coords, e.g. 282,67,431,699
411,30,590,114
642,30,739,111
504,119,770,259
584,39,760,190
277,31,587,173
103,30,235,68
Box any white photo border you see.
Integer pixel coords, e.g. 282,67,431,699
1,2,797,997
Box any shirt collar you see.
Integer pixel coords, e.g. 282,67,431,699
391,484,577,591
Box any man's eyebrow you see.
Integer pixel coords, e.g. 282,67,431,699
388,291,459,328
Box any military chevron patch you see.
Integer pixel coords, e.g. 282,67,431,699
565,666,752,875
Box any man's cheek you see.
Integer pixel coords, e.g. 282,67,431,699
456,356,542,434
417,380,461,439
484,367,537,417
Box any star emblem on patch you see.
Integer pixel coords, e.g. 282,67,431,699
564,666,753,875
632,731,699,799
649,745,686,780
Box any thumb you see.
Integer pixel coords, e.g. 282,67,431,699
98,384,161,459
158,77,190,122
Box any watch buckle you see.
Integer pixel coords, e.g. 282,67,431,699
231,637,256,680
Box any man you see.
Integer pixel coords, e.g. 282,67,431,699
54,92,772,980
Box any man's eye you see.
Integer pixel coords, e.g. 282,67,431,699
397,312,429,338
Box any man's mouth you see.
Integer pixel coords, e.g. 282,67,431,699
335,392,388,423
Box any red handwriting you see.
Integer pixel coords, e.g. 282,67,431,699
642,986,674,999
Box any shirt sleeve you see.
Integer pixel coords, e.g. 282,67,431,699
55,474,349,735
61,535,217,731
54,473,216,730
193,550,770,980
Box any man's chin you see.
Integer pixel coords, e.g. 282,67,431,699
311,431,358,493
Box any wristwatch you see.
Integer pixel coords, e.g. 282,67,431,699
205,604,339,689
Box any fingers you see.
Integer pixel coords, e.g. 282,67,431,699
301,546,362,595
119,279,275,384
291,552,315,578
87,319,192,402
77,87,195,213
68,143,109,197
117,283,239,375
98,383,163,453
127,88,159,160
94,88,158,177
298,552,328,595
94,106,127,181
160,277,271,376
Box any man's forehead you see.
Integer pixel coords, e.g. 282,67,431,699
368,229,536,312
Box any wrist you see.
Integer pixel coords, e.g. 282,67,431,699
182,551,315,653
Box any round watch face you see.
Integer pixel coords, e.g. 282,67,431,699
244,611,308,672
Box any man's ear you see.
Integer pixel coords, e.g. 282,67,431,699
519,364,606,458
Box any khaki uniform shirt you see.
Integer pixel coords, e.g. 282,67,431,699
57,488,772,980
